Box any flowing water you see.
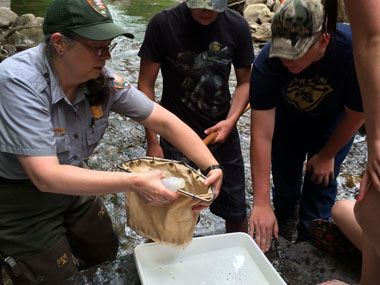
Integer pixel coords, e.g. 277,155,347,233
8,1,369,283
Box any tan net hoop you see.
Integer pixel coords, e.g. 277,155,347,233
120,157,215,248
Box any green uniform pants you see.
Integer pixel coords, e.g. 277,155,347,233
0,181,119,284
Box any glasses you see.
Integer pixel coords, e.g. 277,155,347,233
71,36,117,57
91,42,117,57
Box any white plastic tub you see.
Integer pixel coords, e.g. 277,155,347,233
134,232,286,285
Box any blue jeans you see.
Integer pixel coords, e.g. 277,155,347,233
160,127,247,224
271,108,354,241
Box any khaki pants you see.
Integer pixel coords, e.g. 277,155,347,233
0,182,118,284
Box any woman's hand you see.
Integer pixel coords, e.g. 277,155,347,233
192,168,223,212
133,170,180,205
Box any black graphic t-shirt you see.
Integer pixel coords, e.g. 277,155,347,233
138,3,254,136
250,23,362,118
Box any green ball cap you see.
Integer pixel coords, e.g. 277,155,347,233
43,0,134,41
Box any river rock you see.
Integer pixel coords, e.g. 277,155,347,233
0,7,44,62
244,0,349,47
251,21,272,43
228,0,246,15
269,237,361,284
245,0,267,6
0,7,17,27
14,13,40,27
244,3,273,24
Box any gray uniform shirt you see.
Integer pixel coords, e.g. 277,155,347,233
0,44,154,179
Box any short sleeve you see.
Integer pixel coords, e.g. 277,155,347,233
138,12,166,63
249,43,283,110
232,15,255,68
0,64,56,156
106,70,154,121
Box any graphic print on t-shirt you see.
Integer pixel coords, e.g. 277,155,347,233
286,75,333,112
167,41,232,116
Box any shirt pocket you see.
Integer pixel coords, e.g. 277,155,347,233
54,134,71,164
86,119,108,156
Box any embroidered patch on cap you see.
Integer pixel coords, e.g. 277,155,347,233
87,0,109,17
113,72,131,89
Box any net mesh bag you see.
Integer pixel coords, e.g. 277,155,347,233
120,157,214,249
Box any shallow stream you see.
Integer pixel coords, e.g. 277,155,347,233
7,1,369,283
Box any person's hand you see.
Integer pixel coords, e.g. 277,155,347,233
359,142,380,199
306,153,335,187
133,170,180,205
204,120,234,144
249,204,278,252
146,143,164,158
364,142,380,192
192,168,223,212
359,170,372,199
192,200,212,212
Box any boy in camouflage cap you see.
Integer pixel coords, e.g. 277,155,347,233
248,0,364,252
269,0,324,60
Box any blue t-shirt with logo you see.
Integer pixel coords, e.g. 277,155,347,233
250,23,362,118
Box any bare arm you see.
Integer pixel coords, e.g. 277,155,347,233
142,103,221,174
138,58,163,157
18,104,223,203
143,103,224,210
249,108,278,252
204,65,251,143
17,154,178,204
306,106,364,186
344,0,380,191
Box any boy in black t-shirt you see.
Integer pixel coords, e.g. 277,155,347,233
138,0,254,233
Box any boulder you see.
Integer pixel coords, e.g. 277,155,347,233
228,0,246,15
0,7,17,27
245,0,266,6
251,22,272,43
0,8,44,62
244,3,273,25
14,13,39,27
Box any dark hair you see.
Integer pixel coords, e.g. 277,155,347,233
45,32,114,106
87,72,114,106
322,0,338,35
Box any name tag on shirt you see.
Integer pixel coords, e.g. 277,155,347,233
54,128,66,134
91,105,104,119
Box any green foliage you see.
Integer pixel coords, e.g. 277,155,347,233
11,0,51,17
120,0,178,20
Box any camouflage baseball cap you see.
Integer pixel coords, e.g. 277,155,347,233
43,0,134,41
269,0,324,60
186,0,228,12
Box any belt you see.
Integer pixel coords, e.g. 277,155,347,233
0,177,31,185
